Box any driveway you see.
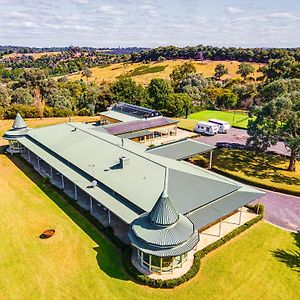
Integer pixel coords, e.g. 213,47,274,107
251,189,300,232
194,127,290,156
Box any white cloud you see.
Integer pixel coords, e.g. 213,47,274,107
227,6,243,14
71,0,89,4
268,12,299,20
95,5,124,16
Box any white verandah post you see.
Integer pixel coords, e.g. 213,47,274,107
238,207,243,225
218,218,222,237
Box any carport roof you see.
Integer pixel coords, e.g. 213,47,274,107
147,139,215,160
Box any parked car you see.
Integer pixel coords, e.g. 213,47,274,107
208,119,230,134
194,121,219,136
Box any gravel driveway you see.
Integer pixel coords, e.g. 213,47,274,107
194,127,290,156
252,189,300,232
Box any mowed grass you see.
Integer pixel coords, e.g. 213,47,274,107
0,150,299,299
68,60,263,85
188,110,252,128
191,149,300,194
176,110,252,131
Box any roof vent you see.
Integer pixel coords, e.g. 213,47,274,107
119,156,129,168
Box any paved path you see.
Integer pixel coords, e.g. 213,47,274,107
195,127,290,156
251,189,300,232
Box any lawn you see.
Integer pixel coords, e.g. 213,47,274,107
0,149,299,299
187,110,252,129
190,149,300,195
67,60,263,85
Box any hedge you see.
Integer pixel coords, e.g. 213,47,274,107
122,203,264,289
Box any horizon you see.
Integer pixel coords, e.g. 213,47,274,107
0,0,299,48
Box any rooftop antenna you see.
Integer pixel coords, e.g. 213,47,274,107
162,167,169,198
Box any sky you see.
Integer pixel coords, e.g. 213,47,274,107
0,0,299,48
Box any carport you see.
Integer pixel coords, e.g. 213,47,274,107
147,139,215,168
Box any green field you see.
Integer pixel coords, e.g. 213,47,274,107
188,110,252,128
190,149,300,195
0,149,299,300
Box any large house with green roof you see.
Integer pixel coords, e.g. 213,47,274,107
3,113,264,276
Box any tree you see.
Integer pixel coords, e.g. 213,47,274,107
81,68,92,84
237,63,255,80
170,61,196,90
214,63,229,80
0,85,11,107
259,56,296,81
260,78,300,103
110,76,148,106
33,88,45,118
11,87,34,105
165,93,191,117
45,88,72,109
247,92,300,171
147,78,173,111
216,90,238,110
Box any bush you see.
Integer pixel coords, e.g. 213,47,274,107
4,104,38,119
52,107,73,117
122,204,264,288
78,107,93,116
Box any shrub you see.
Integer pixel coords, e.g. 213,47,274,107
4,104,38,119
78,107,93,116
52,107,73,117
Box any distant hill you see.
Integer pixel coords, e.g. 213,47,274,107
68,59,263,85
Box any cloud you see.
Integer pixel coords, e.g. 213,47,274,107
71,0,89,4
227,6,243,14
268,12,299,20
95,5,124,16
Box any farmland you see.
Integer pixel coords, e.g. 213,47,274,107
68,60,263,85
2,51,60,60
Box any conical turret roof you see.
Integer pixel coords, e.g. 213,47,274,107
12,113,27,129
149,193,179,226
149,167,179,226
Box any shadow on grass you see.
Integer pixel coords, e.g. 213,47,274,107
6,152,129,281
272,232,300,274
212,149,300,186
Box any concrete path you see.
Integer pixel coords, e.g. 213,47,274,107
251,189,300,232
194,127,290,156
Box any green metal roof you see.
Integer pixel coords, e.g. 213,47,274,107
19,136,141,224
13,113,27,129
147,139,215,160
149,193,179,226
128,229,199,257
100,110,140,122
187,185,264,230
10,121,264,230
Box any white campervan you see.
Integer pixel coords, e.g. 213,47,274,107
208,119,230,134
194,121,219,136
